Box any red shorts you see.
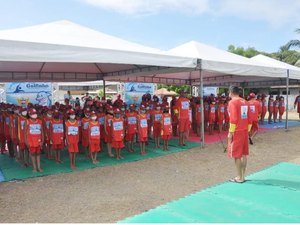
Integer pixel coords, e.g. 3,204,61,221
112,141,124,149
139,136,148,142
19,142,26,151
105,135,112,144
81,136,89,147
209,117,216,125
12,138,18,145
178,118,190,132
251,121,259,133
228,130,249,159
89,140,100,153
29,146,41,154
52,144,64,150
153,123,161,138
125,133,135,142
162,135,170,140
68,143,79,153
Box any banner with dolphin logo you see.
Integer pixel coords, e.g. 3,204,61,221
6,82,53,107
124,83,155,106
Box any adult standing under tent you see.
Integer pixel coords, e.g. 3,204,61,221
227,86,252,183
294,91,300,119
174,90,190,146
248,93,261,145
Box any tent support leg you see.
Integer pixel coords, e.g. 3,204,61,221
285,70,289,130
199,69,205,148
103,80,106,99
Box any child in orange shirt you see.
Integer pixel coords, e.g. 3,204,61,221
65,109,79,169
111,109,125,160
125,104,137,153
161,106,172,151
105,105,114,157
279,96,285,122
50,110,64,163
43,109,53,159
88,111,101,164
24,108,44,172
81,109,90,157
137,105,148,155
152,104,162,148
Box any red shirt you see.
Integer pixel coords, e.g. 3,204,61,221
196,104,202,122
4,112,11,138
152,110,163,125
268,100,274,113
81,117,90,135
294,95,300,110
125,112,137,135
51,118,64,145
209,104,216,120
26,118,43,147
217,104,225,121
175,97,190,119
111,118,124,142
228,97,251,132
248,100,260,122
18,115,27,144
273,100,279,113
10,114,17,140
137,114,148,138
161,113,172,136
279,100,285,114
88,121,101,141
65,120,79,144
43,115,52,141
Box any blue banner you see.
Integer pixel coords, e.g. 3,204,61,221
124,83,154,106
6,82,53,107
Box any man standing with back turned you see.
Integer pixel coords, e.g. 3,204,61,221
228,86,252,183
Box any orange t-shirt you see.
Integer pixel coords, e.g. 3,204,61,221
88,121,101,141
228,97,251,132
161,113,172,136
111,118,124,142
51,118,64,145
125,112,137,135
175,97,190,119
26,118,43,147
65,120,79,144
137,114,148,138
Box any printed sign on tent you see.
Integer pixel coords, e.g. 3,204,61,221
124,83,155,106
6,82,53,107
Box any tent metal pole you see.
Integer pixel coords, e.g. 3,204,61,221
103,80,106,98
285,69,289,130
198,59,205,148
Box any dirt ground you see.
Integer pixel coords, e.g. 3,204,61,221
0,125,300,223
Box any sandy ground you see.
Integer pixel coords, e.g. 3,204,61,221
0,126,300,223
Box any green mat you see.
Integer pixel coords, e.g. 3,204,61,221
119,162,300,223
0,139,200,182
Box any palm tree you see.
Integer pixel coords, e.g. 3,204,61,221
285,28,300,49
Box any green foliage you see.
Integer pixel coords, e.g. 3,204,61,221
228,45,260,58
285,28,300,50
157,84,191,95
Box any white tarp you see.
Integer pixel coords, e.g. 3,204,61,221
251,54,300,79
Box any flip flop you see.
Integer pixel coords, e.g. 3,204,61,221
229,177,245,183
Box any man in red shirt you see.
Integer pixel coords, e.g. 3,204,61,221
228,86,252,183
175,90,190,146
294,91,300,119
248,93,261,145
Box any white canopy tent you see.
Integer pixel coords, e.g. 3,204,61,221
0,21,296,146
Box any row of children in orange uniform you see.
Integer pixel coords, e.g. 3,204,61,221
0,101,173,172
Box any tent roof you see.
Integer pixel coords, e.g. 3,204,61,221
0,21,294,87
0,20,162,54
251,54,300,79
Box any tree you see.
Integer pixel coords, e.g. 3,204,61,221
157,84,191,95
227,45,260,58
285,28,300,49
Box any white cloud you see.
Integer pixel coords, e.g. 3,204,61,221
80,0,300,27
215,0,300,28
80,0,210,16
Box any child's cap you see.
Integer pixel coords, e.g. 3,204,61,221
28,108,37,115
67,109,75,115
114,108,121,114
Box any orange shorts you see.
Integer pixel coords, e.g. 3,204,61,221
162,135,170,140
68,143,79,153
89,141,100,153
139,136,147,142
81,136,89,147
19,142,26,151
52,144,64,150
29,146,41,154
251,121,259,133
125,133,135,142
178,118,190,132
228,130,249,159
153,123,161,137
112,141,124,149
105,135,112,144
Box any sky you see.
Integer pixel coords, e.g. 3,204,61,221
0,0,299,53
